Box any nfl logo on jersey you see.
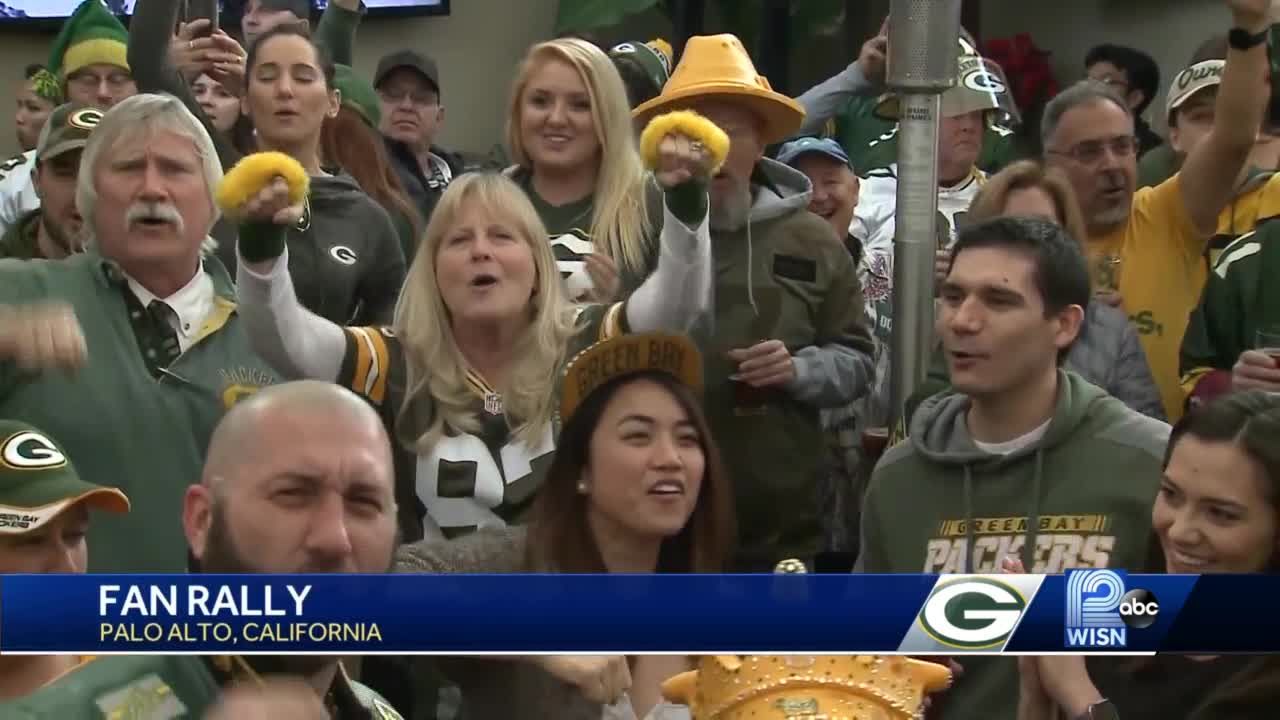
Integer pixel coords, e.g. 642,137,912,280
484,392,503,416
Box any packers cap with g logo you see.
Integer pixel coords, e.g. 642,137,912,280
560,332,703,423
35,102,103,164
0,420,129,535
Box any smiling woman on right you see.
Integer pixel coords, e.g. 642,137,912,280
1018,390,1280,720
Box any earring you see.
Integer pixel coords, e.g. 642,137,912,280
577,481,588,494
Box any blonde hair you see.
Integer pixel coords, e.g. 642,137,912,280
969,160,1090,251
393,173,581,449
507,38,654,278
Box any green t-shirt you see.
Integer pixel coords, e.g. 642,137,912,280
832,95,1023,174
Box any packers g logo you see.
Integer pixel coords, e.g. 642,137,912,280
69,108,104,130
1,431,67,470
221,384,261,409
329,245,358,265
962,69,1007,95
917,577,1027,649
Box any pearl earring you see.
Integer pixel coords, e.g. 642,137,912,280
577,481,588,493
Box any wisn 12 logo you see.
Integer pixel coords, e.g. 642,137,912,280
1064,569,1160,648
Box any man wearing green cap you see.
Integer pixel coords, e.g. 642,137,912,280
47,0,136,110
0,104,102,261
0,419,129,700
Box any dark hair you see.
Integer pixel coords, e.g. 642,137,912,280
949,216,1091,318
320,105,423,252
23,64,46,80
1084,44,1160,115
524,370,735,573
245,24,335,89
1164,391,1280,508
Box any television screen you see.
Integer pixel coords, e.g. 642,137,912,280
0,1,448,21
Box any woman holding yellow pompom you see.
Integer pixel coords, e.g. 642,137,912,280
505,39,666,304
224,110,725,545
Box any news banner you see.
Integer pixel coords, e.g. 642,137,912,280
0,571,1272,654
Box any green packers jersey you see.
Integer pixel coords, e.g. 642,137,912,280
1180,224,1280,397
831,95,1022,174
337,303,629,541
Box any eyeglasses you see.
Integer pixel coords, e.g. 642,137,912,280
1090,76,1129,90
66,70,133,93
377,88,439,107
1047,135,1138,165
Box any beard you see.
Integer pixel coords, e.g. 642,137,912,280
710,177,754,232
194,503,339,678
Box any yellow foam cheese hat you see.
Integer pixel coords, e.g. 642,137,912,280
661,654,951,720
633,34,805,145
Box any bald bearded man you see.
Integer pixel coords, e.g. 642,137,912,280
0,380,406,720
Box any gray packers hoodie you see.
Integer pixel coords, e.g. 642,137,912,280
857,370,1170,719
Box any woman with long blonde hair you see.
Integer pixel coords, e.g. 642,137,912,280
229,129,716,543
506,38,661,302
965,160,1164,418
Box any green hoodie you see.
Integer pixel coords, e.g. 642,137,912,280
858,370,1169,720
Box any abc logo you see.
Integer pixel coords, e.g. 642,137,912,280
917,578,1027,649
1118,588,1160,629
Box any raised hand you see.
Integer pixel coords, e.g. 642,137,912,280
234,177,305,227
203,679,329,720
0,303,87,374
653,133,716,190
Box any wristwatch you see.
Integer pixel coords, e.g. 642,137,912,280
1075,699,1119,720
1228,27,1268,51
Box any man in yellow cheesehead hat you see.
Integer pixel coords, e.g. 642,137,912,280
47,0,136,111
633,35,876,571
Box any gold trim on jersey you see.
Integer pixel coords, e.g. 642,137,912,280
347,327,391,405
465,368,504,416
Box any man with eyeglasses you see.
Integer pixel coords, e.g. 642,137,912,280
373,49,462,247
1042,0,1273,424
1084,44,1163,157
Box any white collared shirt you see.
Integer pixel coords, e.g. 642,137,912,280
126,265,215,353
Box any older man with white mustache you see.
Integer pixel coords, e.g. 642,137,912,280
0,93,281,573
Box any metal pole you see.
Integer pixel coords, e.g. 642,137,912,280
888,93,943,418
884,0,962,425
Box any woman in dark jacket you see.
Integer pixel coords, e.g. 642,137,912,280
128,0,405,324
393,332,735,720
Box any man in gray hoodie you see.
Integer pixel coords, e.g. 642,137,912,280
633,34,876,570
857,217,1169,720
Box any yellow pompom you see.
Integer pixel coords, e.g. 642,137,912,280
214,151,310,214
639,110,730,175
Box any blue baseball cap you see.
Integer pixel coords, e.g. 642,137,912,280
776,137,852,169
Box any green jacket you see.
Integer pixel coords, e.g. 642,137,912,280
0,209,41,260
1137,142,1179,190
0,253,281,572
1180,224,1280,404
0,656,403,719
709,160,876,570
833,95,1023,174
858,370,1168,720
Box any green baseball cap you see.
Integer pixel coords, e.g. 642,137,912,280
334,64,382,128
0,421,129,535
35,103,103,164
